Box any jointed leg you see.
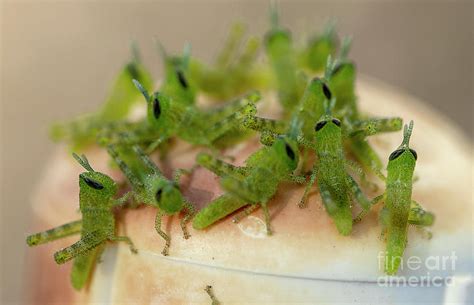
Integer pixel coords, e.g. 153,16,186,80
173,167,198,185
345,159,379,190
242,115,286,134
54,230,105,264
299,165,317,208
232,204,258,223
108,235,138,253
287,173,307,184
354,194,384,223
349,137,385,181
346,174,371,211
216,22,245,68
351,117,403,137
205,285,220,305
107,145,143,189
409,200,434,239
196,152,247,179
206,102,257,142
145,136,167,154
261,202,272,235
180,200,196,239
155,210,171,256
206,91,261,121
113,192,133,207
260,130,279,146
27,220,82,246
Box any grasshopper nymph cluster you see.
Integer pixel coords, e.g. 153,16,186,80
27,5,436,293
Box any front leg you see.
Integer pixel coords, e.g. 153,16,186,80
108,235,138,253
345,159,380,190
299,165,317,208
346,174,371,211
287,173,307,184
353,193,385,223
145,135,168,154
349,137,385,181
155,210,171,256
180,200,196,239
205,102,258,143
196,152,248,179
112,192,133,207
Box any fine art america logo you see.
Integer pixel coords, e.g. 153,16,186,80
377,251,458,287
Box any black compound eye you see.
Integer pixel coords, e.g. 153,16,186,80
285,143,296,161
155,188,163,202
332,118,341,127
409,149,418,160
322,83,332,100
153,98,161,119
315,121,327,132
83,177,104,190
389,149,404,161
177,70,188,89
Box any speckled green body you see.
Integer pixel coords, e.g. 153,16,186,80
299,34,336,72
26,155,136,290
107,143,194,255
193,136,299,232
107,144,183,214
384,147,416,274
265,28,302,112
314,117,352,235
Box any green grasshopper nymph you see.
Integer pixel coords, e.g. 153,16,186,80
106,140,194,255
264,3,304,112
26,154,137,290
189,23,268,100
156,42,196,107
194,126,303,234
298,21,338,73
119,80,261,152
356,121,435,274
300,100,372,236
50,44,153,150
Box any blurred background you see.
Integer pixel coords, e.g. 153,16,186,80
1,0,472,303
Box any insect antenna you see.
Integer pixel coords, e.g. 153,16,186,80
153,37,168,64
182,42,191,69
288,117,303,139
130,40,141,64
339,36,352,61
402,120,414,147
132,79,150,102
322,18,337,40
324,55,337,80
72,153,95,172
269,0,279,29
323,97,337,115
